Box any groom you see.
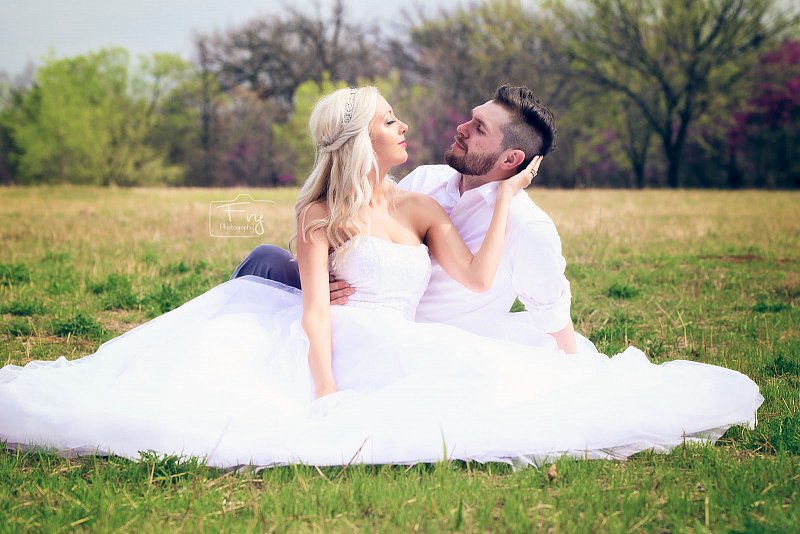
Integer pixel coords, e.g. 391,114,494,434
231,84,588,354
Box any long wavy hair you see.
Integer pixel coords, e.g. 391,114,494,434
290,86,384,266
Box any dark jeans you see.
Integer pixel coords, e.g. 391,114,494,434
230,244,301,289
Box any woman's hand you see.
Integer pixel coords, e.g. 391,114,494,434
498,156,543,198
416,155,544,293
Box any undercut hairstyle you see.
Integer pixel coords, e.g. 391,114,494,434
493,84,557,172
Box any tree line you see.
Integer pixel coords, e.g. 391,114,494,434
0,0,797,188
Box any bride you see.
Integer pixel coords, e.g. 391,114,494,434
0,87,762,468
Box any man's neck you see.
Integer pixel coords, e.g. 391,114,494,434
458,173,504,195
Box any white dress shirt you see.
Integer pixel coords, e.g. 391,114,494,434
397,165,572,349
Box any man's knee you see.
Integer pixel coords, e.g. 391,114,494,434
249,244,292,264
230,244,300,288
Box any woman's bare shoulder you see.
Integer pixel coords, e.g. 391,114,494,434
297,201,331,242
393,189,448,235
300,200,329,223
394,189,440,211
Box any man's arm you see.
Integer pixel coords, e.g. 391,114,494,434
511,217,578,354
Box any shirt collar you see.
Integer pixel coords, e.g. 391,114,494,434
457,175,500,206
443,167,505,207
469,179,500,204
444,169,519,208
443,169,462,200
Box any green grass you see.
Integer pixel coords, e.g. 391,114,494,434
1,185,799,531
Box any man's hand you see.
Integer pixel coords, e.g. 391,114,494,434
550,320,578,354
329,275,354,305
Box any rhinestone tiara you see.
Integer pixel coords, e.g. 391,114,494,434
343,88,358,124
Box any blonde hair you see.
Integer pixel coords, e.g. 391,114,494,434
290,86,386,266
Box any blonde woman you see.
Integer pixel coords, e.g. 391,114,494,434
0,87,761,468
292,86,537,399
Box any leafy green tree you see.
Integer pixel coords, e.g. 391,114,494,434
548,0,798,187
272,73,349,184
373,71,466,177
0,72,16,183
136,53,208,185
271,72,443,185
3,49,187,185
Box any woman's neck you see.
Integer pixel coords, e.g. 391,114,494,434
369,169,389,206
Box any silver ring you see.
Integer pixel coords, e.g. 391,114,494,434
530,169,538,178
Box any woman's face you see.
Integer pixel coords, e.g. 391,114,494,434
369,94,409,170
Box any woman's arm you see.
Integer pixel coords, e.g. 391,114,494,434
296,202,336,398
421,157,542,293
550,321,578,354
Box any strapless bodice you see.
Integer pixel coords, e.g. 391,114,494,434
330,235,431,320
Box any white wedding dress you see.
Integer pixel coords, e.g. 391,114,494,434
0,236,763,467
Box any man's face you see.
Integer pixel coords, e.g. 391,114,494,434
445,101,511,176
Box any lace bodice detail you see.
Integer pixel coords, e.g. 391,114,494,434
330,236,431,320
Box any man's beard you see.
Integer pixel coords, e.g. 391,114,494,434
445,146,502,176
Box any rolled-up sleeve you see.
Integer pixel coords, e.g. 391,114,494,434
510,221,572,333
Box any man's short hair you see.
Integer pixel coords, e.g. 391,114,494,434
493,84,557,172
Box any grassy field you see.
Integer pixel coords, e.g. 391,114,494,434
0,185,798,532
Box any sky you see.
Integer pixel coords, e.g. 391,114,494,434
0,0,456,78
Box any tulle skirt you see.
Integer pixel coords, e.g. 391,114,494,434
0,276,763,467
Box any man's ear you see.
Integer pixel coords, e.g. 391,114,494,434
499,149,526,171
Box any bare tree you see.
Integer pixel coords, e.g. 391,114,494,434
549,0,798,187
195,0,386,108
390,0,571,111
193,38,216,186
